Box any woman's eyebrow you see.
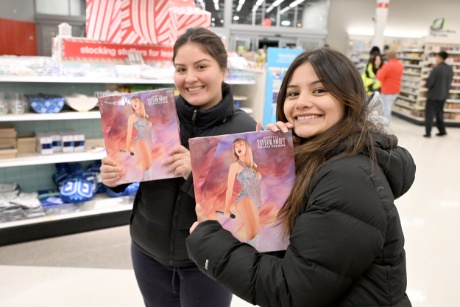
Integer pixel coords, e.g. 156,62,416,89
174,59,211,66
287,80,323,88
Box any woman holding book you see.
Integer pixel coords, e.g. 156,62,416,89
222,138,261,243
187,48,415,306
100,27,256,307
125,96,152,179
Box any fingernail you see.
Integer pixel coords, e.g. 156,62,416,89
282,127,288,133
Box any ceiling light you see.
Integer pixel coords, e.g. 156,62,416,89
236,0,245,12
290,0,305,8
266,0,284,13
253,0,265,12
280,6,290,14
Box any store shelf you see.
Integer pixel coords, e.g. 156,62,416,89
395,101,415,110
392,109,424,125
0,75,256,85
0,150,105,168
0,64,264,245
0,111,100,122
0,75,173,84
0,194,133,246
0,194,132,229
393,41,460,126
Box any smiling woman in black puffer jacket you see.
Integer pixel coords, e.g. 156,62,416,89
187,48,415,307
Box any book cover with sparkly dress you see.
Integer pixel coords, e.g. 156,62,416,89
98,88,181,184
189,130,295,252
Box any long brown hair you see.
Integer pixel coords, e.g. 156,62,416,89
276,47,378,235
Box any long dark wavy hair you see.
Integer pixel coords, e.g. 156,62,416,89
276,47,380,235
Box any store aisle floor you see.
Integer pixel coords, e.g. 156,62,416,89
1,116,459,307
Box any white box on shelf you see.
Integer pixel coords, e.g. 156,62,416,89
36,132,53,155
60,131,74,153
72,132,85,152
49,131,62,152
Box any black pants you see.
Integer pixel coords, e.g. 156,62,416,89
131,242,233,307
425,99,447,135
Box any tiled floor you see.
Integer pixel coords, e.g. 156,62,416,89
0,116,459,307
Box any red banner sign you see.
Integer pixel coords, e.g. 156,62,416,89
61,39,173,63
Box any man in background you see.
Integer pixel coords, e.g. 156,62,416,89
376,50,404,126
424,51,454,137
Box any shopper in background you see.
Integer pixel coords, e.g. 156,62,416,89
187,47,415,307
362,53,383,96
100,27,256,307
376,50,404,126
369,45,381,57
424,50,454,137
369,45,387,62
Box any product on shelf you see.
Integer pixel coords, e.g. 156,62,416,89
26,94,65,114
65,94,98,112
0,125,18,159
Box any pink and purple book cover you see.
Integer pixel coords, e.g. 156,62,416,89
189,130,295,252
98,88,181,184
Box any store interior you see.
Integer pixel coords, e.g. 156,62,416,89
1,1,460,306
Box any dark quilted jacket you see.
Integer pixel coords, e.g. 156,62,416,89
186,133,415,306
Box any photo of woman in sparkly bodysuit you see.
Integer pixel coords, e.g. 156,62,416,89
125,96,153,179
222,138,262,242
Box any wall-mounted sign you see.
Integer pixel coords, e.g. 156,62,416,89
59,38,173,63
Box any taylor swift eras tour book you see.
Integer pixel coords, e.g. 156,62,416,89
98,88,181,184
189,130,295,252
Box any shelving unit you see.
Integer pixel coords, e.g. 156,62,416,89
393,41,460,126
347,35,423,75
393,49,426,121
0,69,265,245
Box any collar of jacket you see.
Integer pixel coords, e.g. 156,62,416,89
176,83,235,133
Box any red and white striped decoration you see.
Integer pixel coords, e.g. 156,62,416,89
119,0,171,45
86,0,210,45
86,0,122,43
169,6,211,42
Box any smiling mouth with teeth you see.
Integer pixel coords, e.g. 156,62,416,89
297,115,322,120
188,86,204,92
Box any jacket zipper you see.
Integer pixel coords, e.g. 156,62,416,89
191,109,197,136
169,109,197,263
169,187,182,264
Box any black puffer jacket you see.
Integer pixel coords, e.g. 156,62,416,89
186,134,416,306
126,83,256,264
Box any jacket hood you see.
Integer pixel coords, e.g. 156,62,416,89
372,134,416,199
